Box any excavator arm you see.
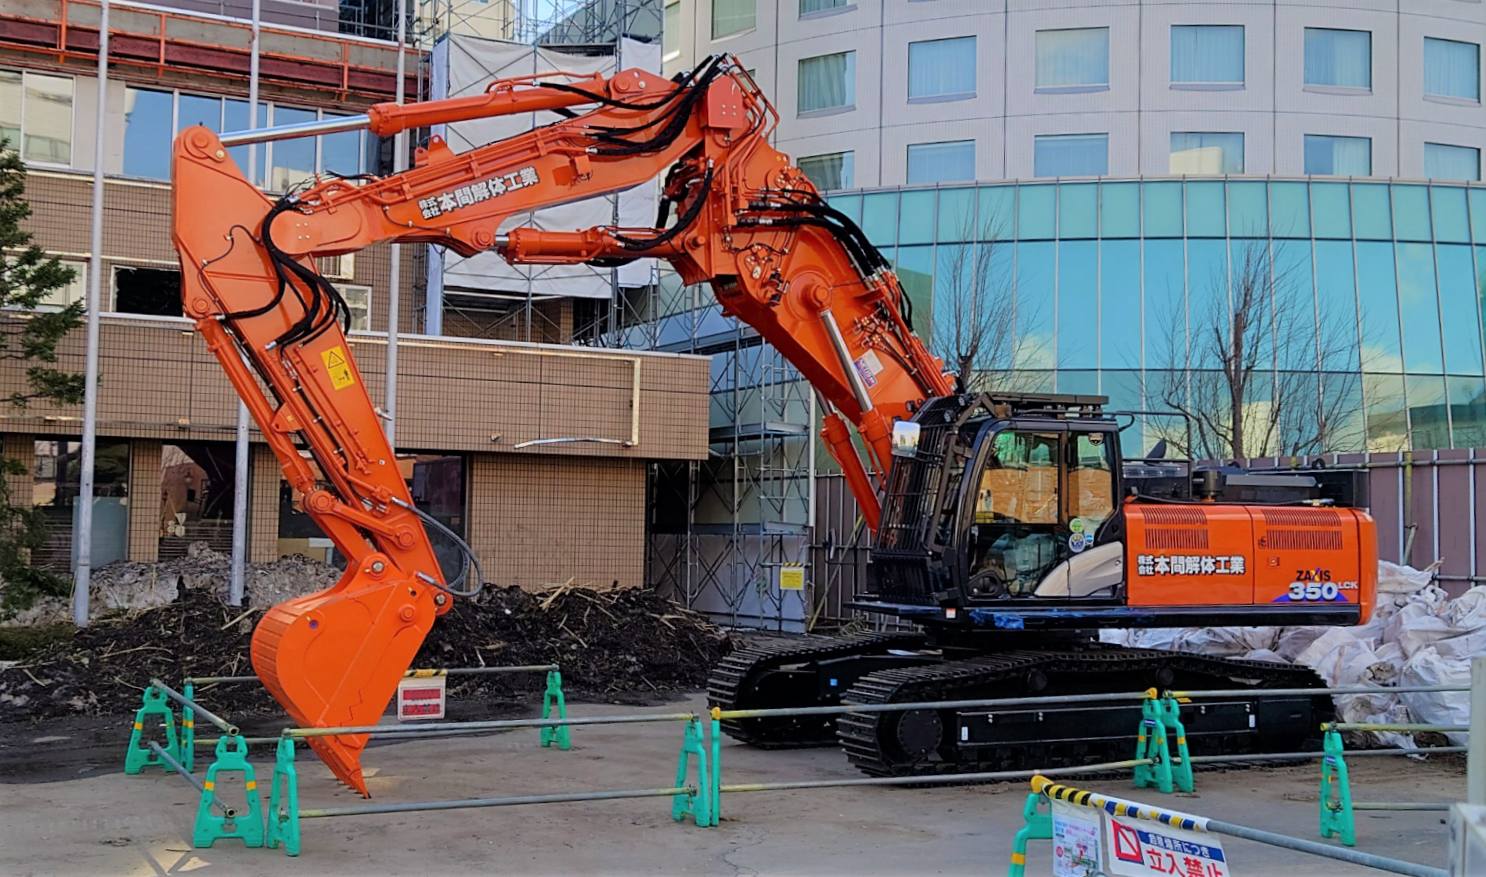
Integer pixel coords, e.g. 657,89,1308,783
171,55,949,794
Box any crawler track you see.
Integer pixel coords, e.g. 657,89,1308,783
707,632,927,748
836,644,1332,777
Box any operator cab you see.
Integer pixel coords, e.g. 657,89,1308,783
861,391,1369,621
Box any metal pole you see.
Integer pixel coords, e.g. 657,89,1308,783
384,0,407,445
73,0,109,628
300,786,689,820
229,0,261,609
285,711,696,738
217,114,371,146
149,679,238,736
149,743,236,818
1203,818,1446,877
1471,655,1486,805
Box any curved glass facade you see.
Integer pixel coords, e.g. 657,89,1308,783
807,178,1486,454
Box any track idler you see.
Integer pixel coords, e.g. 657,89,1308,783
250,553,438,797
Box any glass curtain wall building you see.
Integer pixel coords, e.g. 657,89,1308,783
825,177,1486,455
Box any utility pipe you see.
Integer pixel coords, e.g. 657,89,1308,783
299,786,691,819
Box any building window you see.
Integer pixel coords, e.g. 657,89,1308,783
663,2,680,60
1035,28,1109,91
1304,28,1371,89
1034,133,1108,177
158,443,235,560
1169,132,1244,174
798,51,856,115
907,140,974,185
341,284,372,331
1425,37,1480,102
1304,134,1371,175
1,259,85,311
1425,142,1481,181
31,439,130,572
908,36,976,102
712,0,754,39
1170,25,1244,86
0,70,74,165
122,87,365,187
798,151,854,191
113,266,182,317
800,0,849,15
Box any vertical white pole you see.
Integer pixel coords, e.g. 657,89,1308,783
228,0,262,608
1470,656,1486,805
385,0,407,445
73,0,110,628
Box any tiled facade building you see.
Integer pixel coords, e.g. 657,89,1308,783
0,0,710,591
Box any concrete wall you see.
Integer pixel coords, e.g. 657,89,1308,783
675,0,1486,186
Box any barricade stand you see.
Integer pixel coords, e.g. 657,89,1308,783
1319,728,1356,847
194,734,265,848
1007,792,1052,877
540,669,570,750
266,737,301,857
671,718,713,827
124,686,180,774
1132,692,1193,794
181,681,196,773
709,711,722,826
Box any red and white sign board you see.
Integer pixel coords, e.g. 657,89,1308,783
1103,812,1229,877
396,675,446,721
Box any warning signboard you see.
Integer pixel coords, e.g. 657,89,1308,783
1051,799,1102,877
778,566,805,591
396,675,446,721
1103,812,1228,877
320,345,356,390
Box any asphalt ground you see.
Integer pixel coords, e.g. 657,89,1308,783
0,692,1462,876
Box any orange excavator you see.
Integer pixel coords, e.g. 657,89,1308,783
171,55,1377,793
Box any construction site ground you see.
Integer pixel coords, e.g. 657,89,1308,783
0,692,1461,877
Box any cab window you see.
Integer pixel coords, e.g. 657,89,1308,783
1068,431,1115,530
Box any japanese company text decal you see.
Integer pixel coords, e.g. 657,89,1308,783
417,166,541,220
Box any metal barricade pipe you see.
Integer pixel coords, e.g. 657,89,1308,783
283,711,697,739
188,664,560,687
149,679,238,736
1324,722,1469,734
149,742,235,818
298,786,691,819
718,759,1152,795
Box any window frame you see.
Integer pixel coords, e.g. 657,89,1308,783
1033,133,1110,178
907,35,977,104
711,0,755,40
0,257,86,311
1424,36,1482,104
1168,131,1245,175
906,139,976,185
797,50,857,117
1302,27,1373,93
119,85,366,188
797,150,855,191
1424,142,1481,182
799,0,854,20
1034,27,1110,94
1169,24,1245,90
340,284,373,332
1303,133,1373,176
3,69,76,169
663,2,681,62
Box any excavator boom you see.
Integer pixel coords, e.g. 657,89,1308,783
171,56,945,792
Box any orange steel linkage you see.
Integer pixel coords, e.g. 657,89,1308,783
171,56,950,793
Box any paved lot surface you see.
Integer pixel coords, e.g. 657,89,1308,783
0,693,1462,876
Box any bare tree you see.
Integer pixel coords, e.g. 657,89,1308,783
1154,238,1362,460
930,210,1019,392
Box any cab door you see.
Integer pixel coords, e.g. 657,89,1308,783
961,424,1068,598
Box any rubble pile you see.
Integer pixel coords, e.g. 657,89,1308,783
1103,560,1474,748
1,543,341,627
0,578,730,722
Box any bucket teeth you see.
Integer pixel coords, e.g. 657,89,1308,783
251,571,437,798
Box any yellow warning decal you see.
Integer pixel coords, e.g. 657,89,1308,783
321,346,355,390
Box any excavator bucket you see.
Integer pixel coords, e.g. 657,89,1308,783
251,567,438,797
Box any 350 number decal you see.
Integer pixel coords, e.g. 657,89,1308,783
1288,581,1341,602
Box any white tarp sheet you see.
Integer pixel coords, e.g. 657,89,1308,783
1102,560,1475,748
428,34,660,302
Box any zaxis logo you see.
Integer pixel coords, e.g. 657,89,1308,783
1294,568,1331,583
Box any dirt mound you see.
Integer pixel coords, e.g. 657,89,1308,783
0,583,729,723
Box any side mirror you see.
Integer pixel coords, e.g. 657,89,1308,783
891,421,921,458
